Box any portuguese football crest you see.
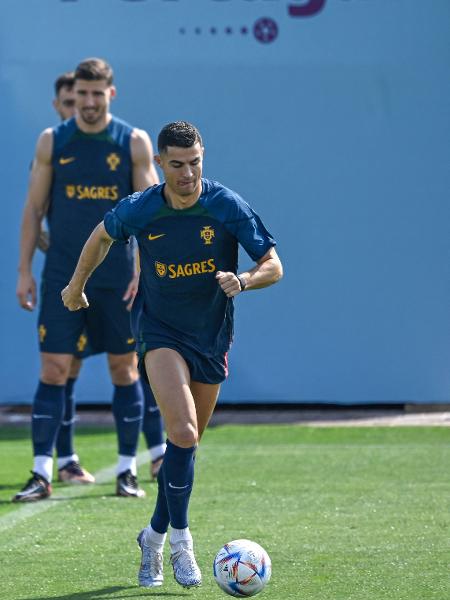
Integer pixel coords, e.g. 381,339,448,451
200,225,215,245
106,152,121,171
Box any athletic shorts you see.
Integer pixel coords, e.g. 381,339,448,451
37,280,136,356
137,341,228,385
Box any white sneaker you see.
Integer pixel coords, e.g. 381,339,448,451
137,530,164,587
170,543,202,588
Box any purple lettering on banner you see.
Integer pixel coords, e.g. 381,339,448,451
288,0,326,17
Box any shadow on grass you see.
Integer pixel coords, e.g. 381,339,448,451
19,585,189,599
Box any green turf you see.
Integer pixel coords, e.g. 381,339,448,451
0,425,449,599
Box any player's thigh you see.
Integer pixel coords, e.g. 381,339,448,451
85,286,136,355
107,351,139,386
144,348,198,447
38,280,86,354
190,380,221,440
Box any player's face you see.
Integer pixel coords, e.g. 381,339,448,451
74,79,115,127
53,86,76,121
158,143,204,197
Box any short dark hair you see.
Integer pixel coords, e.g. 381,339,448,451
54,72,75,96
74,58,114,86
157,121,203,154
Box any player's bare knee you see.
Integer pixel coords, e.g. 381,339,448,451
169,422,198,448
41,356,71,385
108,355,139,386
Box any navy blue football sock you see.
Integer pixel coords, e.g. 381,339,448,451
150,462,171,534
163,440,196,530
112,381,143,456
32,381,66,457
142,381,164,449
55,377,76,458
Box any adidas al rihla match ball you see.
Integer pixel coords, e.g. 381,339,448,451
213,539,272,597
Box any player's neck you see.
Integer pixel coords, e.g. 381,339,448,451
75,112,112,134
163,183,202,210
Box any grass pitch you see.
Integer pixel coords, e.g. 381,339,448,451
0,424,449,599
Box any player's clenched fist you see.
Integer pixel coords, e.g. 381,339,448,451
216,271,242,298
61,285,89,311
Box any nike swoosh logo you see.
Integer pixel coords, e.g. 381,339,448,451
148,233,165,241
32,414,53,419
147,406,159,413
59,157,76,165
168,482,189,490
123,416,141,423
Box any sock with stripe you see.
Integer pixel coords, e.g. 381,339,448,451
55,377,76,463
162,439,196,530
112,381,143,459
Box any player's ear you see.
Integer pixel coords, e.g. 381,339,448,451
155,154,161,166
110,85,117,100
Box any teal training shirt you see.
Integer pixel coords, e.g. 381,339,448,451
43,115,134,288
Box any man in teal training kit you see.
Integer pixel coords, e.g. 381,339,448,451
62,121,283,588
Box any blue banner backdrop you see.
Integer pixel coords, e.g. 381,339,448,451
0,0,449,404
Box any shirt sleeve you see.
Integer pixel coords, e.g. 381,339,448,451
221,191,276,262
104,191,144,241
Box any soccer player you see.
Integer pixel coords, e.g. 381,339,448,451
43,71,166,485
38,71,96,485
14,57,161,502
61,121,283,588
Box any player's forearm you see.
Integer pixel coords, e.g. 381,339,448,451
18,203,43,274
239,253,283,291
68,223,113,291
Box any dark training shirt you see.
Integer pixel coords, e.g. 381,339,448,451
44,115,135,288
104,178,276,357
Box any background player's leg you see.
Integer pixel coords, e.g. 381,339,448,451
141,380,166,480
33,353,73,479
108,352,145,497
55,357,95,484
12,353,72,503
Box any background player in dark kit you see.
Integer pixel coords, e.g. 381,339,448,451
15,58,161,501
41,71,166,486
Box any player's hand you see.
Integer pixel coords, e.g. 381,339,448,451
37,229,50,253
123,272,139,311
16,272,37,311
61,284,89,311
216,271,241,298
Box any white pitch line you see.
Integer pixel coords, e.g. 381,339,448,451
0,451,149,534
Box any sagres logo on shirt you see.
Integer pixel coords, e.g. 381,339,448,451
155,261,167,277
155,259,216,279
65,185,119,200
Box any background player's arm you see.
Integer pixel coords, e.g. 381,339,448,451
130,128,159,192
61,222,114,311
216,247,283,298
122,128,160,309
16,129,53,310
